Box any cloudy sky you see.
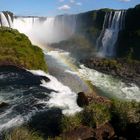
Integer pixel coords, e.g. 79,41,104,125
0,0,139,16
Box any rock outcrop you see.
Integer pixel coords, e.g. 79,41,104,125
62,123,115,140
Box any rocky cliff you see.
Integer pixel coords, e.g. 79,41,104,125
117,4,140,60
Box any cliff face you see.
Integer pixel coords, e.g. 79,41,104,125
75,9,108,47
50,9,113,59
117,4,140,60
75,5,140,60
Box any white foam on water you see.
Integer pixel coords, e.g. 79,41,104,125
0,116,24,131
29,70,82,115
78,65,140,101
65,70,77,75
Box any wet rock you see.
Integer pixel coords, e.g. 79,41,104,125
0,102,9,108
0,65,50,86
77,92,89,107
40,76,50,82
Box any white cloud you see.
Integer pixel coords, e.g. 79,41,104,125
58,5,71,10
119,0,131,2
76,2,82,6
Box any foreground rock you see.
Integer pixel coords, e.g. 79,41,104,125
81,58,140,86
62,123,115,140
77,92,89,107
0,102,9,108
0,65,50,86
77,92,111,107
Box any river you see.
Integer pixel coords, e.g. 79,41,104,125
0,43,140,134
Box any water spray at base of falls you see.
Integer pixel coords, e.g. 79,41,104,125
13,15,77,44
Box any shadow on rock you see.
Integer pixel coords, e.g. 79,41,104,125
29,108,63,138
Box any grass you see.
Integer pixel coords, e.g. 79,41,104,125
0,27,47,71
5,127,44,140
3,100,140,140
81,102,111,128
61,113,82,132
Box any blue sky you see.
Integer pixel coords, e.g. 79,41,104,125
0,0,140,16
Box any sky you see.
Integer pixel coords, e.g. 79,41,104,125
0,0,140,16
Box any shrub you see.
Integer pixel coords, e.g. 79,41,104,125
60,114,82,132
81,102,111,128
111,100,140,129
5,127,44,140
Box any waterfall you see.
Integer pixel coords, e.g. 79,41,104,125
7,14,13,28
13,15,77,44
0,12,13,27
0,12,77,44
96,11,126,57
0,12,10,27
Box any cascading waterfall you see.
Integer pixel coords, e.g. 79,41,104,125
0,13,9,27
13,15,77,44
0,12,13,27
0,12,77,44
96,10,126,57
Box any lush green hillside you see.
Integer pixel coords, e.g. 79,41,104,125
0,27,47,71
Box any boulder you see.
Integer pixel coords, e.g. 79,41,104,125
77,92,89,107
0,102,9,108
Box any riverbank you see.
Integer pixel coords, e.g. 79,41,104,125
81,58,140,87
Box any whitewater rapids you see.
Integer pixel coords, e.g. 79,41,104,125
0,67,82,132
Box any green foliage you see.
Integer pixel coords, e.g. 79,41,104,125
5,127,44,140
111,100,140,129
60,101,111,133
82,102,111,128
0,27,47,71
61,114,82,132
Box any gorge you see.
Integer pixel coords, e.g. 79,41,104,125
0,4,140,140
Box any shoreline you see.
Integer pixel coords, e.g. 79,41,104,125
81,58,140,87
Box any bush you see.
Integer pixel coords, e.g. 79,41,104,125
5,127,44,140
82,102,111,128
111,100,140,129
61,114,82,132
